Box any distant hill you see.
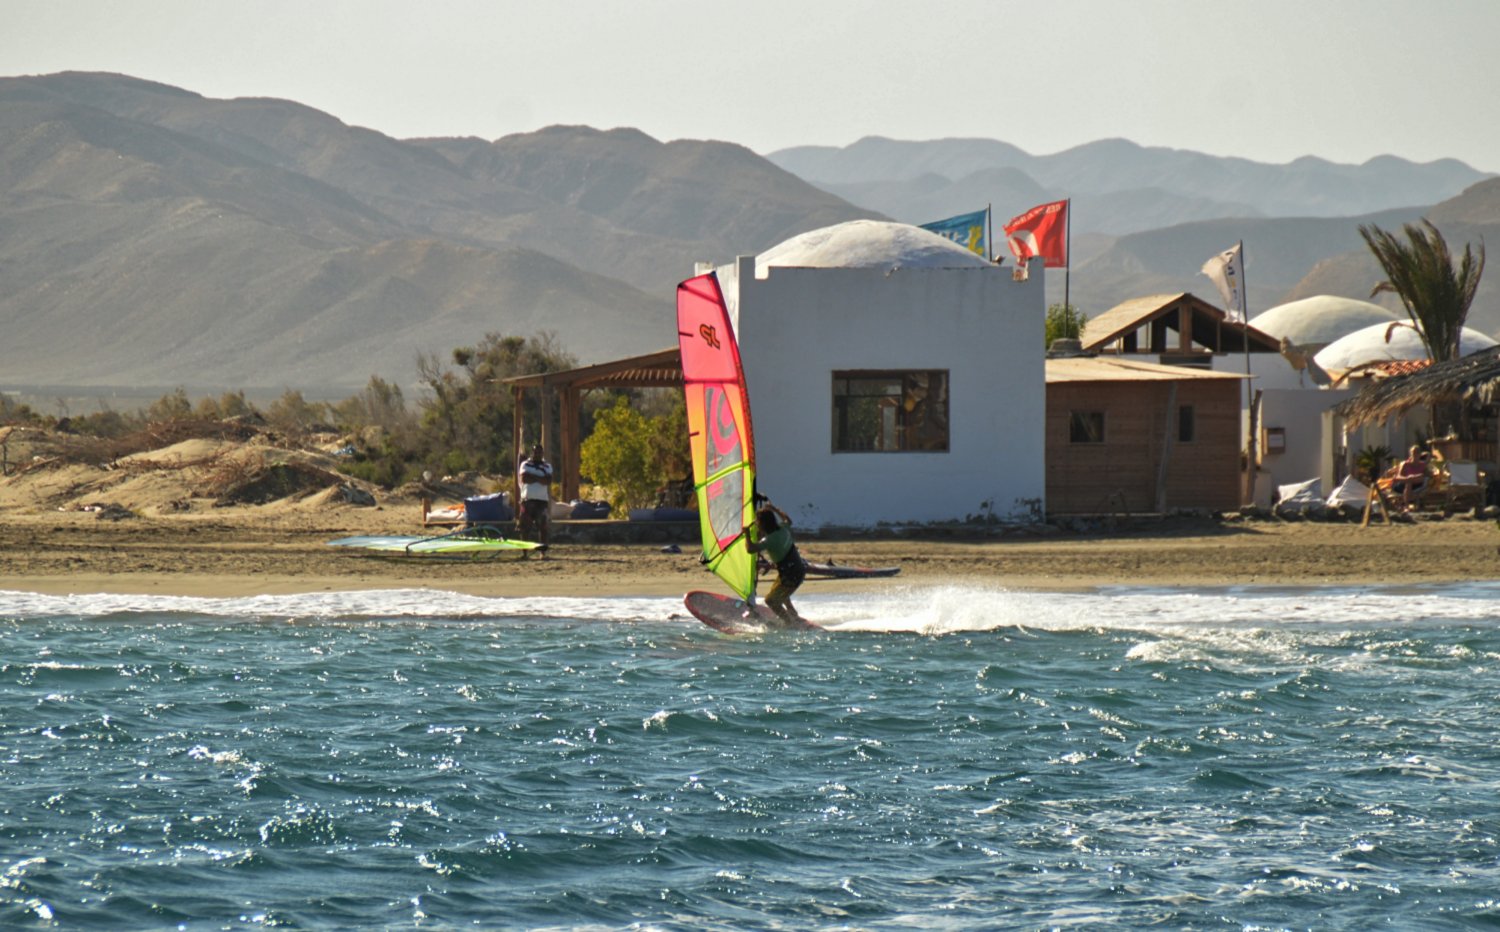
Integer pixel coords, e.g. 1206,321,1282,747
1058,208,1424,319
0,72,877,393
769,135,1491,235
772,137,1500,331
5,72,1498,398
1057,177,1500,335
1275,177,1500,335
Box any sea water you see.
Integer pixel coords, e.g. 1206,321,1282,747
3,584,1500,929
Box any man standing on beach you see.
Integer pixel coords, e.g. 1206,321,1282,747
517,443,553,550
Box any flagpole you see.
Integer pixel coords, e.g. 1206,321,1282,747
987,204,994,263
1239,239,1255,506
1063,198,1072,311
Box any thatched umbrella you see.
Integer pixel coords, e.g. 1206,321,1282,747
1335,345,1500,428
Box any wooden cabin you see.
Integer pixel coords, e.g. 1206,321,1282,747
1082,292,1280,364
1046,356,1246,514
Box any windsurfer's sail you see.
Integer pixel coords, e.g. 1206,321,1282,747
677,272,757,601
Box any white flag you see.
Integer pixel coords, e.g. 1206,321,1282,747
1201,242,1246,322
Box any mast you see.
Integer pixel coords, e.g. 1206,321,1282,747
1064,198,1072,312
1239,239,1255,505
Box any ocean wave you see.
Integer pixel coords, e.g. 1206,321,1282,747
5,582,1500,632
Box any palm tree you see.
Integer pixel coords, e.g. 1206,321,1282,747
1358,219,1485,363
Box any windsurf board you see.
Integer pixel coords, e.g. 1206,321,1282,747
683,590,821,634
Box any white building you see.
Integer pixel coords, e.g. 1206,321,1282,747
1314,322,1498,378
712,220,1045,528
1249,295,1399,355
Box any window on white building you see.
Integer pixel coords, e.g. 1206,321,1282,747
832,370,949,452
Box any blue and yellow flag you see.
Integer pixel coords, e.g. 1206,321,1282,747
920,208,989,258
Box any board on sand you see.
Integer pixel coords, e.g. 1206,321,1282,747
684,591,821,634
761,558,900,579
327,529,540,559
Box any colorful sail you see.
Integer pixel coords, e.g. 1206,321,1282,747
677,271,757,601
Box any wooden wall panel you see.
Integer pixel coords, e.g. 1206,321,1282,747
1046,379,1241,514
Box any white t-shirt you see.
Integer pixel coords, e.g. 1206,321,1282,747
518,458,553,502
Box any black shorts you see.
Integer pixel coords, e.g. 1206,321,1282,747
774,551,806,591
521,499,550,523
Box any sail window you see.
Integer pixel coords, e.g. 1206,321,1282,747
832,370,949,453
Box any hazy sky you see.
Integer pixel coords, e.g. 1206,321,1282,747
6,0,1498,171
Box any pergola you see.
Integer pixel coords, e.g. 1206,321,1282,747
1335,346,1500,427
1335,345,1500,464
502,347,682,503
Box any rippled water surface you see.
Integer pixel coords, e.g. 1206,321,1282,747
4,584,1500,929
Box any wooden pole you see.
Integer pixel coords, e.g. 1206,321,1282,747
511,384,524,510
1155,383,1179,513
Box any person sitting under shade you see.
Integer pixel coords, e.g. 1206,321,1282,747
1381,445,1430,511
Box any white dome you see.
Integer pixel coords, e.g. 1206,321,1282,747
1313,321,1498,372
756,220,993,276
1248,295,1399,347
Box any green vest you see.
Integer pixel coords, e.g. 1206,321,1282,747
761,526,794,564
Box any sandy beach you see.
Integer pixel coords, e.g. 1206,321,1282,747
3,503,1497,598
2,429,1496,598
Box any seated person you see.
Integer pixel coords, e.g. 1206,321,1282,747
1381,445,1430,510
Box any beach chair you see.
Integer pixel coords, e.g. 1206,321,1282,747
1438,460,1483,511
1362,482,1395,526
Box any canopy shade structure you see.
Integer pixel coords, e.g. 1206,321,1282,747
503,347,682,503
1334,345,1500,428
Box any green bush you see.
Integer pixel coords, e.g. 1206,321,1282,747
1045,303,1088,346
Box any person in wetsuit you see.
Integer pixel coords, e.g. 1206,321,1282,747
746,502,806,626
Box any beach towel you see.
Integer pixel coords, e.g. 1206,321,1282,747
1275,478,1323,509
1325,475,1371,508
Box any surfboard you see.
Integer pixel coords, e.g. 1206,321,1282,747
806,561,899,578
327,530,540,559
683,591,821,634
772,558,900,579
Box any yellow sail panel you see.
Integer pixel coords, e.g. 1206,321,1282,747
676,272,757,601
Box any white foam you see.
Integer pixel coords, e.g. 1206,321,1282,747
3,583,1497,635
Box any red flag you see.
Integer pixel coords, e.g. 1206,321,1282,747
1004,199,1069,268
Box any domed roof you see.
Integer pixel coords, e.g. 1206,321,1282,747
1313,321,1498,372
1248,295,1399,347
757,220,993,275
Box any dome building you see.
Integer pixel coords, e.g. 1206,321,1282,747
713,220,1045,527
754,219,994,274
1248,295,1399,354
1313,322,1498,377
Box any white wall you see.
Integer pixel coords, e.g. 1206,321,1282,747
718,255,1046,528
1209,350,1308,391
1253,387,1355,505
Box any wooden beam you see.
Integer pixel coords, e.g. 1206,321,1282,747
1154,383,1178,513
560,387,581,501
511,384,524,508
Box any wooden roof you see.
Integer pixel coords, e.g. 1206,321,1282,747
501,347,682,391
1082,292,1281,355
1046,356,1248,384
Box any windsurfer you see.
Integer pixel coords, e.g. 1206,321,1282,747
746,502,806,626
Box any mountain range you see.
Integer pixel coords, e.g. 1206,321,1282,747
0,72,871,395
2,71,1497,397
767,135,1491,234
